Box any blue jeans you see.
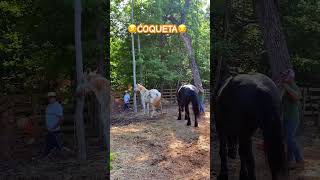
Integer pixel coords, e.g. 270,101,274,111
123,103,129,111
284,120,303,162
198,97,205,113
200,103,205,113
43,131,62,156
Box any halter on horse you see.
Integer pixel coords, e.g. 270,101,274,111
136,84,162,118
214,62,287,180
176,84,200,127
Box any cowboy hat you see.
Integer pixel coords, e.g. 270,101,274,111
47,92,57,97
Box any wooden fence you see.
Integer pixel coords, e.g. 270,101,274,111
2,86,319,137
121,88,210,106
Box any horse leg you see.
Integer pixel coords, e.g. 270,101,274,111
194,114,198,127
185,104,191,126
178,106,182,120
239,136,256,180
147,103,150,116
184,104,189,120
143,102,146,114
151,105,155,118
218,134,229,180
227,136,237,159
239,136,248,180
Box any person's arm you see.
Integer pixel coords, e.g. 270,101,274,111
283,83,300,101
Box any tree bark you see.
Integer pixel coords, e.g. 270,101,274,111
74,0,87,160
97,22,106,77
95,1,105,142
254,0,292,82
180,33,203,92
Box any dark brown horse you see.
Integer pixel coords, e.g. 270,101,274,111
214,62,288,180
176,84,200,127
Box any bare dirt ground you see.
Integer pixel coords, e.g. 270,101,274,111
111,105,320,180
111,105,210,180
212,122,320,180
0,136,108,179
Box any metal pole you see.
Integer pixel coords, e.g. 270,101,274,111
131,0,137,112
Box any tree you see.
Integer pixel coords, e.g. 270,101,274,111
166,0,204,92
74,0,86,160
254,0,292,82
110,0,209,90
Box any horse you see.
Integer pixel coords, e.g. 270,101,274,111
136,83,162,118
76,70,110,147
215,65,287,180
176,84,200,127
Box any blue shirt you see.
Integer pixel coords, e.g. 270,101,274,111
45,101,63,132
124,93,130,104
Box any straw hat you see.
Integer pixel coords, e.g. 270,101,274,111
47,92,57,97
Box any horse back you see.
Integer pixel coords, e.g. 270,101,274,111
216,73,281,134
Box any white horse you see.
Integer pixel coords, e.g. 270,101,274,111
136,84,162,118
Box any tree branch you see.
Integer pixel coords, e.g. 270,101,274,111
180,0,190,24
164,14,179,25
164,0,191,25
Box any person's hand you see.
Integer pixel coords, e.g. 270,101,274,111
282,82,289,89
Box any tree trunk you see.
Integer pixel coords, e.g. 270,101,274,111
96,3,105,141
254,0,292,82
166,0,203,92
97,22,106,77
180,33,203,92
137,34,143,85
74,0,87,160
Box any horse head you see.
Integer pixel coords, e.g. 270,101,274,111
76,70,98,96
136,83,147,92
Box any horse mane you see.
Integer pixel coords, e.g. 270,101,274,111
137,83,148,92
82,71,110,99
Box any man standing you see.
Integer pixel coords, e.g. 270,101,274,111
198,90,205,114
43,92,64,157
280,69,304,169
123,90,130,111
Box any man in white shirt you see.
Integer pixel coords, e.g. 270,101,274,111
42,92,64,157
123,91,130,111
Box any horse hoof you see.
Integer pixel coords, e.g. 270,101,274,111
194,124,198,127
218,174,228,180
187,123,191,126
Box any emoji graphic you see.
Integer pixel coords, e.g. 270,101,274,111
178,24,187,33
128,24,137,33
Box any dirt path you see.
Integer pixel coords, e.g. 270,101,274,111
212,126,320,180
111,106,210,180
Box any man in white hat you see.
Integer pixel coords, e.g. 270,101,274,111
123,90,130,111
42,92,64,157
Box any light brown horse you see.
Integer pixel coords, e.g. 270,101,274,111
76,70,110,145
136,84,162,118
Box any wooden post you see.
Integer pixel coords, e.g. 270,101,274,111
130,0,137,113
74,0,87,160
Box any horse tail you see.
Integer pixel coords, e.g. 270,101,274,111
260,96,287,179
191,91,200,118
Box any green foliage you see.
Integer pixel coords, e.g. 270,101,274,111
213,0,320,76
109,152,113,170
1,0,106,95
111,0,210,90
